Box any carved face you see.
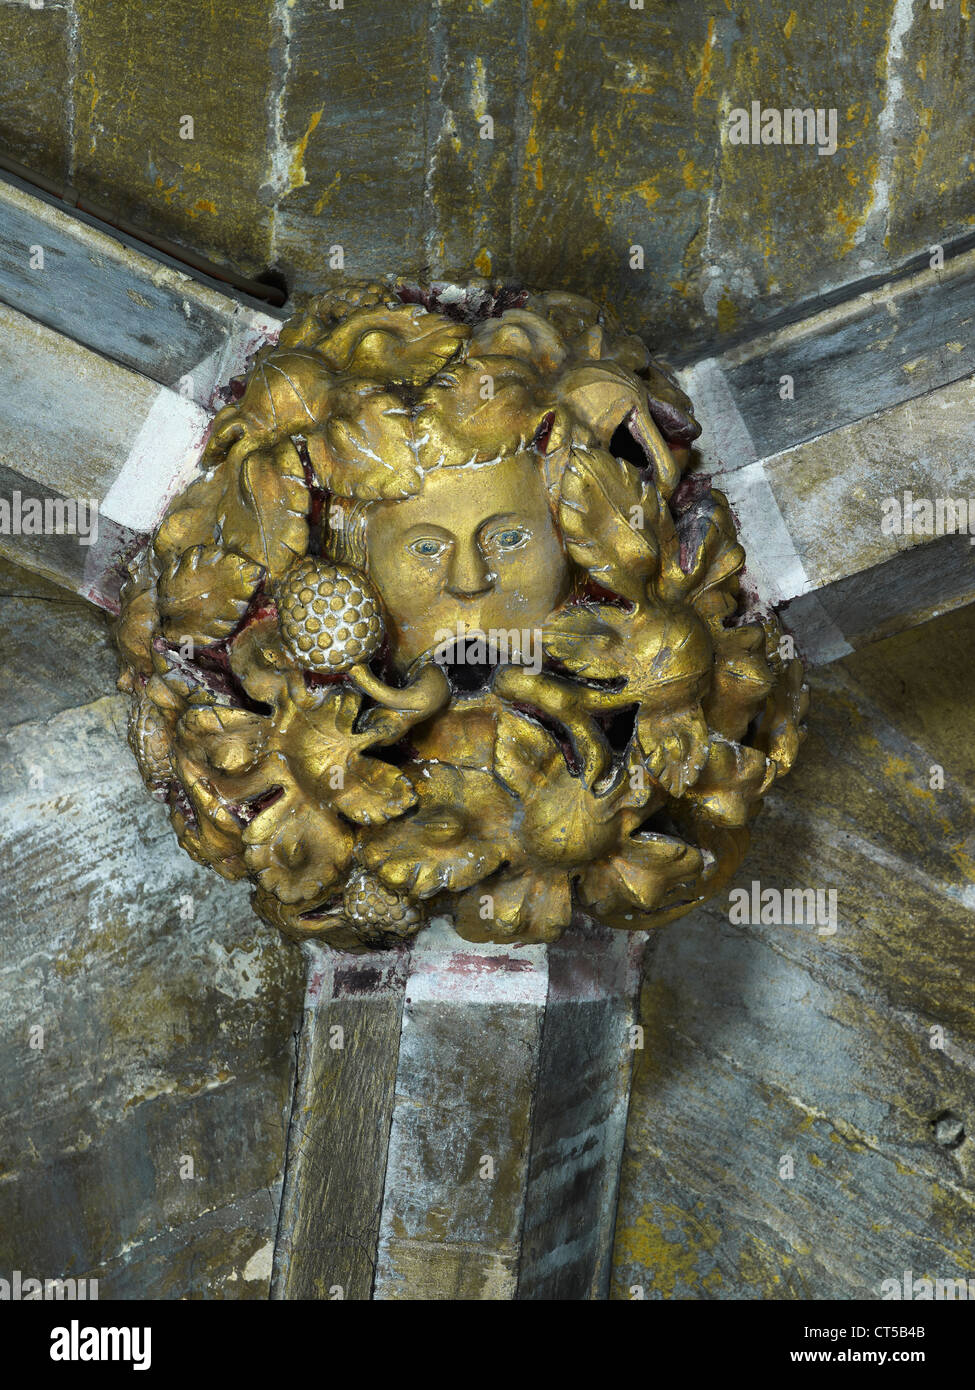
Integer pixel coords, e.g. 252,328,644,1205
364,452,571,671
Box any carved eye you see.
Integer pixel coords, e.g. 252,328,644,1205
409,537,448,559
490,527,529,551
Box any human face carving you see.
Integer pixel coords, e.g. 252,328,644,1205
365,452,571,671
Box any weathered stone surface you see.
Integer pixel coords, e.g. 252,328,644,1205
611,604,975,1298
271,949,408,1302
268,918,642,1300
0,557,116,729
682,249,975,468
517,927,643,1300
885,1,975,262
374,972,543,1298
676,249,975,666
0,300,209,603
0,637,306,1296
713,375,975,664
365,920,641,1300
0,2,71,185
274,0,431,285
0,177,283,404
72,0,277,275
421,0,523,280
0,0,967,353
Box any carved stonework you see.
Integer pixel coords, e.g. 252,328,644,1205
115,279,808,950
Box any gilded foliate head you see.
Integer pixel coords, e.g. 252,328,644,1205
115,277,808,950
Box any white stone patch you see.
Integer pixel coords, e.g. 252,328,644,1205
715,459,853,665
859,0,916,248
678,358,757,474
100,388,209,532
242,1240,275,1282
204,940,265,1001
401,916,548,1007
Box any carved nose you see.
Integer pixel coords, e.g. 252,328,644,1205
447,541,492,597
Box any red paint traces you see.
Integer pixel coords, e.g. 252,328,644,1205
334,964,383,996
448,952,536,976
534,410,555,455
671,471,713,511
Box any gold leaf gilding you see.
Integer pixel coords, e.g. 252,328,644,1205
115,277,807,951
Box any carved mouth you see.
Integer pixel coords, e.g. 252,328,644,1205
433,636,529,693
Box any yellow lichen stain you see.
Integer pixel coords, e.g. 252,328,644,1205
883,751,917,782
784,10,798,38
830,1129,869,1155
923,1184,975,1269
837,103,871,154
962,0,970,19
288,108,324,193
124,1082,176,1111
692,18,717,113
681,158,709,192
83,72,100,118
471,56,488,121
81,71,101,153
524,120,543,192
950,842,975,886
716,291,738,334
809,1152,824,1167
312,171,341,217
194,199,217,215
126,289,153,308
833,152,879,255
474,247,492,276
525,122,543,192
912,109,932,177
523,80,544,198
916,57,927,81
152,175,181,207
632,178,661,211
614,1201,722,1298
532,0,548,32
739,1235,802,1298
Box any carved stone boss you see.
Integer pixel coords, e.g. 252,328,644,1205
116,279,808,952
